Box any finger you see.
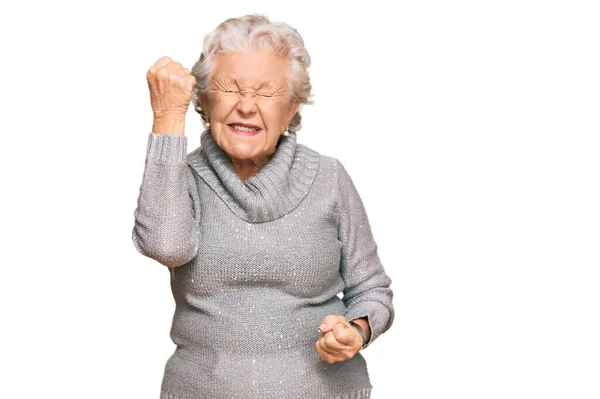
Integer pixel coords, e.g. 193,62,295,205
316,337,337,362
151,56,172,70
178,68,193,78
324,330,345,352
170,67,189,77
318,334,338,355
184,74,197,88
321,332,362,362
154,61,183,78
318,314,347,334
332,322,360,346
164,61,184,72
147,56,173,78
316,343,336,364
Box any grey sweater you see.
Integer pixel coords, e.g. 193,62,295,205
132,130,394,398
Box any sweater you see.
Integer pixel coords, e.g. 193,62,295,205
132,129,395,399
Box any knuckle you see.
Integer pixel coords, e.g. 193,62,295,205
324,334,336,346
337,328,349,339
157,68,169,79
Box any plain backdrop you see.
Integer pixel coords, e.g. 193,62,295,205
1,1,599,398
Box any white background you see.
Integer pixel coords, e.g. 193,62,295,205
1,0,599,398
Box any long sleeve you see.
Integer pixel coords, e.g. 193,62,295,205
336,159,395,349
132,132,201,267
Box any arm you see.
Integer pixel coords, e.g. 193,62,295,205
336,159,395,349
131,131,201,267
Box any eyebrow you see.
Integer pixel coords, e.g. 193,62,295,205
213,75,276,90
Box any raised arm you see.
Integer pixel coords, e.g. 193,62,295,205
132,56,200,267
132,132,201,267
336,159,395,349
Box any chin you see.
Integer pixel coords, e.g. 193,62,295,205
222,141,262,161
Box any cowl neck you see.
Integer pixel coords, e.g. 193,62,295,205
187,129,320,223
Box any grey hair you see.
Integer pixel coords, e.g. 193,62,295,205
190,14,313,133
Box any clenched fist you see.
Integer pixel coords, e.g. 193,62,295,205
315,315,367,364
147,56,196,134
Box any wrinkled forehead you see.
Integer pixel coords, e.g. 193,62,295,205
212,51,290,89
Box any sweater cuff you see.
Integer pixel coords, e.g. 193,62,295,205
344,300,392,350
145,132,188,165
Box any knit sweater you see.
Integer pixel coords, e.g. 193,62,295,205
132,129,395,399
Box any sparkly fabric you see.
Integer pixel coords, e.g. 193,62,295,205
132,130,394,398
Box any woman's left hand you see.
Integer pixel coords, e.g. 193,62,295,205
315,315,363,364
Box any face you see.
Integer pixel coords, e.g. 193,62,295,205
200,50,300,163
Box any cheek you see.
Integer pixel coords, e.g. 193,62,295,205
264,103,291,128
208,96,232,119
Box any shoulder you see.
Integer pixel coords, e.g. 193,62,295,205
294,141,354,188
318,154,341,172
302,146,343,179
310,151,356,205
317,153,352,184
294,141,342,172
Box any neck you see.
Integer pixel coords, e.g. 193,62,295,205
230,151,275,182
193,129,321,222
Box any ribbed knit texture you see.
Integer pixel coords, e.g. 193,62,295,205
132,130,395,398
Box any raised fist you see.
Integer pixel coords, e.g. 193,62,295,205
147,56,196,119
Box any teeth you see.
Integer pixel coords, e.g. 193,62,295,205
232,124,260,132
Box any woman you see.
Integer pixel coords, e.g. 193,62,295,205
132,14,394,399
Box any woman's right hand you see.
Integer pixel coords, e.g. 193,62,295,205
147,56,196,134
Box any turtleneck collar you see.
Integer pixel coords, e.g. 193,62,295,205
187,129,320,223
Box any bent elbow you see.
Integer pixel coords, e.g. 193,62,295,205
154,245,197,268
132,229,197,267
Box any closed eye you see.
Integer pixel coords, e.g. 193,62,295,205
216,88,239,94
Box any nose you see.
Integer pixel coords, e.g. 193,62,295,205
236,91,258,115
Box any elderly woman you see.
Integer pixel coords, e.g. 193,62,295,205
132,14,394,399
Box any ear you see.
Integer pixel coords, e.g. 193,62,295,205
199,93,211,117
286,98,301,127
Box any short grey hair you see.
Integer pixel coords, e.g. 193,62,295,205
191,14,313,133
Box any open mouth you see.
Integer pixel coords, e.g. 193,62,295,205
227,123,262,136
